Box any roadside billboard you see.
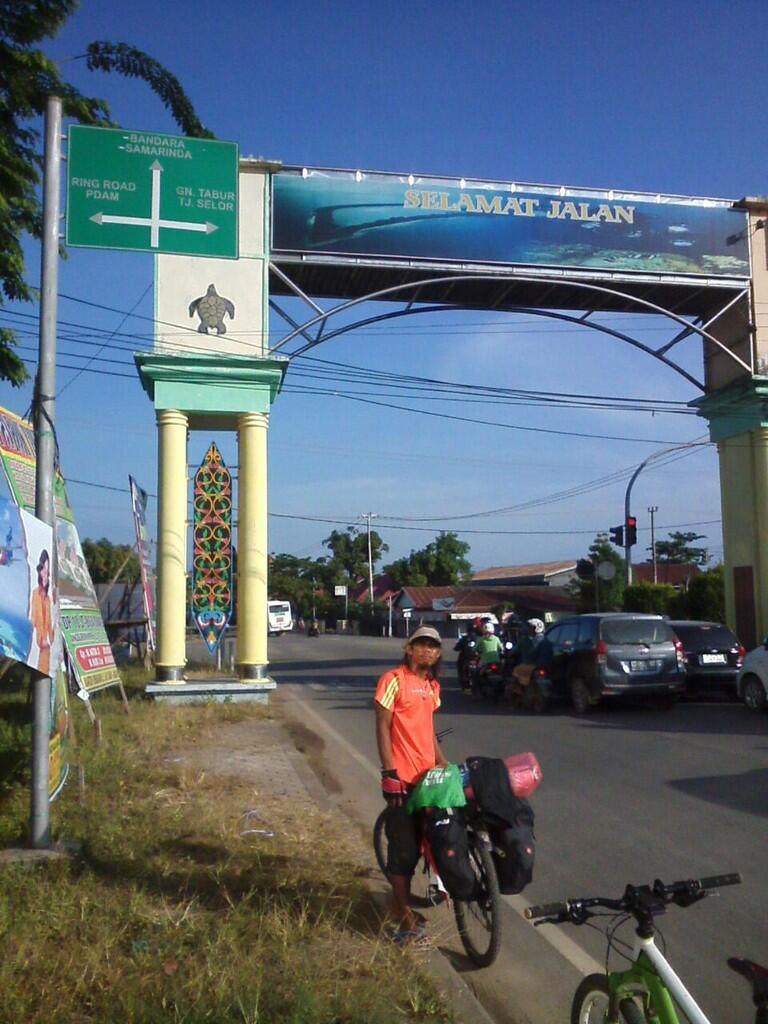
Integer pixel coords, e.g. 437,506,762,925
272,168,749,279
0,406,121,695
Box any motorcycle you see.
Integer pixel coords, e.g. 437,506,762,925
507,663,552,714
477,658,506,702
457,639,481,693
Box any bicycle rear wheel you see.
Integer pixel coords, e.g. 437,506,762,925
373,809,388,875
571,974,645,1024
453,831,502,968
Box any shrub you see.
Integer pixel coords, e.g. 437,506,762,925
623,582,677,615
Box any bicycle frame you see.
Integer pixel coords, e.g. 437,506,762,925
611,936,711,1024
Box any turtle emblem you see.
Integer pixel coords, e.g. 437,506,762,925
188,284,235,335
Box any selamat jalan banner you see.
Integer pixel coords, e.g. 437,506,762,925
272,168,750,279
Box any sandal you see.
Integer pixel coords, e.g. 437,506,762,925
391,925,431,948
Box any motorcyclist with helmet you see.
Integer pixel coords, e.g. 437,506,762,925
476,620,504,665
514,618,546,665
454,621,480,694
508,618,552,710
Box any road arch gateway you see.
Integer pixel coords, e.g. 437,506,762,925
137,162,768,689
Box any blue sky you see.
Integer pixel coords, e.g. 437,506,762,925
5,0,768,572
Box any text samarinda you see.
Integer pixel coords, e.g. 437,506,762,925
403,189,635,224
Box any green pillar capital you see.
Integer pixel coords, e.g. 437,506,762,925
692,375,768,442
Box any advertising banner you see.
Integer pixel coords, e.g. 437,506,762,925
49,668,70,800
0,495,69,801
0,406,120,695
0,498,60,676
129,475,156,651
272,169,750,279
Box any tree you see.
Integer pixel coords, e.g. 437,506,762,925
568,534,625,612
322,527,388,583
685,564,725,622
384,531,472,588
654,531,709,566
82,537,140,583
268,553,325,618
0,2,212,385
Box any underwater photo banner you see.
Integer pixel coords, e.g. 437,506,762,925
272,169,750,279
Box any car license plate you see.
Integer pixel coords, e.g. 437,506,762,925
628,660,660,672
701,653,727,664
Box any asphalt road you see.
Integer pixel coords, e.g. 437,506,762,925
266,632,766,1024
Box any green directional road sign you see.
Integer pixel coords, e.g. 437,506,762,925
66,126,239,258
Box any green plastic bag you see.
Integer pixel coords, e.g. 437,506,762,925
407,763,467,814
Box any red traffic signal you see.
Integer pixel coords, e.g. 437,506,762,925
625,515,638,546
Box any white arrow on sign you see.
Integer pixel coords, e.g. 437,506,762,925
88,161,219,248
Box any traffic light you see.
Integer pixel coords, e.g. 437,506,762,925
625,515,638,546
609,524,624,546
576,558,595,580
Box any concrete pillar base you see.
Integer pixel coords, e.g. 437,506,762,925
155,666,186,683
238,663,267,681
146,679,276,704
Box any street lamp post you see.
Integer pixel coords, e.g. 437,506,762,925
623,441,706,586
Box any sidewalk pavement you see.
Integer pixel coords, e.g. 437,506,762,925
171,710,496,1024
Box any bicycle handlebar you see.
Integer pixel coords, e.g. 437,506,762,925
525,872,742,923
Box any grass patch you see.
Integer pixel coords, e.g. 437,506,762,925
0,666,453,1023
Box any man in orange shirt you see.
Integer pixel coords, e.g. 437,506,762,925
375,625,447,944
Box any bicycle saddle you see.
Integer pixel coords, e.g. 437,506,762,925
727,958,768,1004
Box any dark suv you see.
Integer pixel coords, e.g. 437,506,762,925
541,613,686,713
667,620,744,695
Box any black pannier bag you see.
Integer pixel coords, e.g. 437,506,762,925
488,800,535,895
422,806,476,901
465,755,536,895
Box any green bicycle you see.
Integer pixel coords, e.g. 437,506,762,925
525,872,768,1024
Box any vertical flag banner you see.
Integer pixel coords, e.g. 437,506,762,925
129,475,157,651
192,442,233,653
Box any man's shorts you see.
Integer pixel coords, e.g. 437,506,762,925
383,803,420,876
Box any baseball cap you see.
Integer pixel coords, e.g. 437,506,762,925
408,625,443,645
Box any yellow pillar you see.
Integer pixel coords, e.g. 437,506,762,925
156,409,188,681
237,412,269,677
751,428,768,642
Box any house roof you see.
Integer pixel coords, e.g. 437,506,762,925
352,573,399,603
633,563,702,586
398,585,576,615
471,560,577,582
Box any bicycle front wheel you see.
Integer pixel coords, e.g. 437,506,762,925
571,974,645,1024
453,832,502,968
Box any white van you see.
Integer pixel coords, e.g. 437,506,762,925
267,600,293,635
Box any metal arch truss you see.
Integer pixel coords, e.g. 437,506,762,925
267,264,752,392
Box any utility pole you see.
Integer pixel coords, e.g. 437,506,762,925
31,96,63,849
361,512,378,604
648,505,659,584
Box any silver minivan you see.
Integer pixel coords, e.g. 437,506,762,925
543,613,686,713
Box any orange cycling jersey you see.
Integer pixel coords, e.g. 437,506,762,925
375,665,441,785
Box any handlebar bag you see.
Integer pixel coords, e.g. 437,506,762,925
422,806,476,902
